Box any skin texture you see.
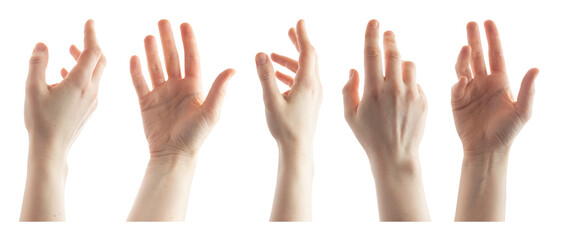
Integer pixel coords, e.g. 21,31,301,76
453,20,538,221
127,20,234,221
255,20,321,221
342,20,430,221
20,20,106,221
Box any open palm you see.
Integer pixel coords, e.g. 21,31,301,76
130,20,234,158
452,21,538,154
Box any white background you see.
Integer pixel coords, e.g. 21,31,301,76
0,0,560,238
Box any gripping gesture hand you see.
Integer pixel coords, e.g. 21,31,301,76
452,20,538,155
255,20,321,148
21,20,105,221
24,20,105,152
130,20,235,160
255,20,320,221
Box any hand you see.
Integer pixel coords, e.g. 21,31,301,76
342,20,429,221
343,20,427,171
21,19,105,222
24,19,105,154
452,20,538,156
255,20,320,221
129,20,235,161
255,20,321,149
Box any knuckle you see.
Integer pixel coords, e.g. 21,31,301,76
365,47,381,58
29,56,44,65
84,47,102,57
385,50,401,61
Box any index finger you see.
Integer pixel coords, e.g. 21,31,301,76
84,19,100,50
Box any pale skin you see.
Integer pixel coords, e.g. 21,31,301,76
127,20,235,221
453,20,538,221
255,20,321,222
20,20,106,221
342,20,430,221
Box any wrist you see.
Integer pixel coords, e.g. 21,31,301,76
366,149,421,177
462,150,509,169
147,154,197,173
27,136,68,173
277,142,314,170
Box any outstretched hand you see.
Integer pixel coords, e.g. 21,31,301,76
130,20,235,160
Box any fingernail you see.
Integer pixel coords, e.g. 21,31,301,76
369,20,378,29
34,43,46,52
349,70,354,79
256,53,267,65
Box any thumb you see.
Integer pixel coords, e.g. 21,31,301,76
342,69,360,121
26,43,49,92
202,69,235,118
255,53,282,107
516,68,539,121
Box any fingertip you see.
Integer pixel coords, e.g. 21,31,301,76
33,42,47,53
467,21,478,30
130,55,141,70
383,31,395,39
530,67,540,75
224,68,236,78
85,19,94,29
158,19,170,28
144,35,156,45
402,61,416,69
484,20,495,28
255,52,268,65
368,19,379,29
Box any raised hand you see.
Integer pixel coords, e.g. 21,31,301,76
453,20,538,221
452,20,538,155
342,20,430,221
255,20,321,221
130,20,234,160
128,20,234,221
21,20,106,221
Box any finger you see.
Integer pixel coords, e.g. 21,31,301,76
203,69,235,116
26,43,48,91
144,35,165,87
72,20,102,80
129,56,150,98
452,76,469,102
484,20,506,73
255,53,282,106
455,46,472,79
383,31,402,85
271,52,298,73
516,68,539,120
288,28,299,52
70,45,81,61
466,22,487,77
84,19,100,50
364,20,384,94
92,54,106,84
295,20,317,82
402,61,416,90
157,20,182,80
275,71,294,87
180,23,202,90
61,68,69,78
343,69,360,121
